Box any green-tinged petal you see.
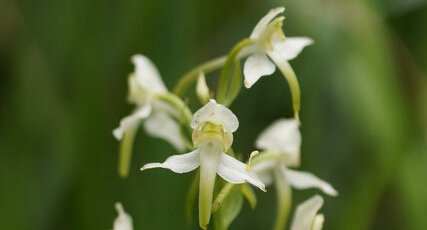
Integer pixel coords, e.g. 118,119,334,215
199,148,221,229
191,99,239,133
144,111,186,151
196,72,210,104
214,185,244,230
273,167,292,230
117,126,137,178
217,153,266,191
250,7,285,39
243,52,276,88
290,195,324,230
140,149,200,173
113,105,151,140
241,184,257,209
131,54,167,93
284,168,338,196
113,203,133,230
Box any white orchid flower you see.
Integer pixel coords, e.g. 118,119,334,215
141,99,265,229
113,54,185,151
243,7,313,88
113,54,189,178
113,203,133,230
252,118,337,196
290,195,325,230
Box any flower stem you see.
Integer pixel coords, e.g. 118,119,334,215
211,183,234,213
216,38,256,106
174,56,227,97
155,93,193,128
268,53,301,120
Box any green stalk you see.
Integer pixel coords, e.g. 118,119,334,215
174,56,227,97
211,183,234,213
216,38,256,105
269,53,301,120
273,167,292,230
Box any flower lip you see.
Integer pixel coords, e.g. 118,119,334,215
190,99,239,133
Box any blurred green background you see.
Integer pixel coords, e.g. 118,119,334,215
1,0,426,229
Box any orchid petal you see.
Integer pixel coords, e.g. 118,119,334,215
127,74,148,105
250,7,285,39
144,111,186,151
131,54,167,93
256,118,301,166
243,53,276,88
191,99,238,133
217,153,266,191
199,147,221,229
140,149,200,173
113,203,133,230
284,168,338,196
290,195,324,230
270,37,314,61
113,105,152,140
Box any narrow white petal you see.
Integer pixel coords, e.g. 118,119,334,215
284,168,338,196
270,37,314,61
113,203,133,230
131,54,167,93
290,195,324,230
217,153,266,191
190,99,238,133
250,7,285,39
144,111,186,151
140,149,200,173
255,118,301,166
243,53,276,88
113,105,152,140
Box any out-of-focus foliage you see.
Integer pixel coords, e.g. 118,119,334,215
0,0,426,229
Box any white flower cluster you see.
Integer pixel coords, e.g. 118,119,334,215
111,7,336,230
